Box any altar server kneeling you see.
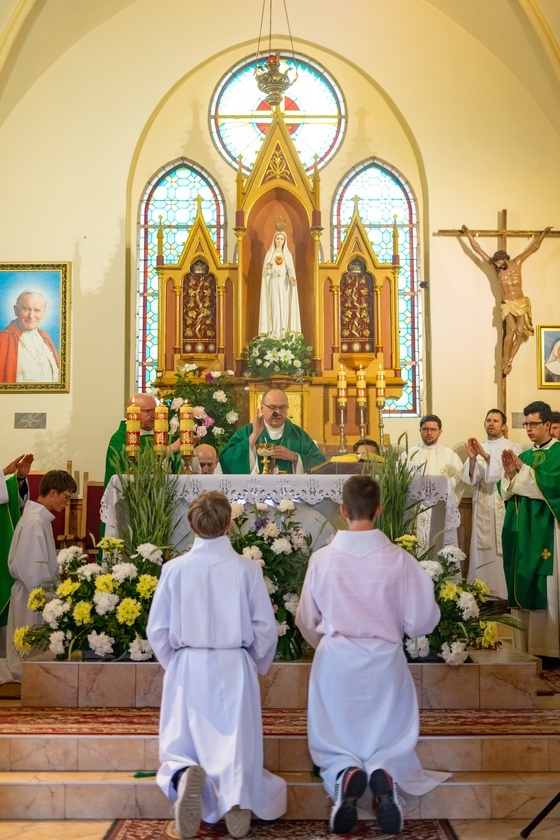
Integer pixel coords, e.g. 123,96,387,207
296,474,450,836
147,490,286,839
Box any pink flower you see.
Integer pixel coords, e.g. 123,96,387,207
203,415,215,428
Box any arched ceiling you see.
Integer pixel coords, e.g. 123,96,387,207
0,0,559,133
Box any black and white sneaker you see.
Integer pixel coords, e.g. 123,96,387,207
174,764,206,839
329,766,368,834
369,768,404,835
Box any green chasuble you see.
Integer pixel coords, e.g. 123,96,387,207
220,419,325,475
0,475,21,627
501,441,560,610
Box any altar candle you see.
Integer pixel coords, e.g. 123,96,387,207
179,401,194,455
337,366,347,407
154,404,169,456
375,365,386,407
356,365,367,407
126,404,141,458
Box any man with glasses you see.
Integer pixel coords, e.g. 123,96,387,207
220,388,325,475
462,409,521,598
501,400,560,656
0,470,77,685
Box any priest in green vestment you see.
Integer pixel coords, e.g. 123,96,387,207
0,453,33,628
220,388,325,475
500,400,560,657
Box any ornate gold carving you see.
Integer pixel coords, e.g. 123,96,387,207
261,143,296,184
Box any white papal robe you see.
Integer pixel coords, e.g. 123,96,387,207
296,529,450,803
146,535,286,823
406,443,464,553
0,500,58,684
462,437,521,598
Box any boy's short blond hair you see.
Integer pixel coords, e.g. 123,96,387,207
187,491,232,538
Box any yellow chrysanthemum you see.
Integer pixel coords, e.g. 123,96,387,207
27,588,47,611
73,601,92,625
116,598,142,625
479,620,499,648
473,578,490,602
57,580,81,598
95,574,115,593
96,537,125,551
394,534,420,549
136,575,158,600
13,626,32,653
439,581,460,601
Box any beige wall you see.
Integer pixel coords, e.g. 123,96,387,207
0,0,559,484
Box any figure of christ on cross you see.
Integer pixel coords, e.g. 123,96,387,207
461,223,552,376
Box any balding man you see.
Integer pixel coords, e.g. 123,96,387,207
0,291,59,383
220,388,325,474
192,444,222,475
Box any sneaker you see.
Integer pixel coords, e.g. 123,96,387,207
174,764,206,839
329,766,368,834
225,805,252,838
369,768,403,835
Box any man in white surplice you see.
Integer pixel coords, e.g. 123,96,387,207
147,491,286,839
405,414,464,553
463,409,521,598
296,475,450,837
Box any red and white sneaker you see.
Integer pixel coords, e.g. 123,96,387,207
330,766,368,834
369,768,404,835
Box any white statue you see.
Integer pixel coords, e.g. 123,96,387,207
258,231,301,339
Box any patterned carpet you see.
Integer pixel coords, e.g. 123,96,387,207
541,668,560,693
103,818,458,840
2,705,560,736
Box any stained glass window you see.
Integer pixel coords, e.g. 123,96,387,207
332,161,421,416
210,53,346,173
136,159,226,391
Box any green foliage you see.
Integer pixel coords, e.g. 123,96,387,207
244,333,315,379
369,434,422,542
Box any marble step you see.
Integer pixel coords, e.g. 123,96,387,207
0,770,560,821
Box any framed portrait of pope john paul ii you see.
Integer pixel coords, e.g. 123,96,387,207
0,262,71,393
537,325,560,388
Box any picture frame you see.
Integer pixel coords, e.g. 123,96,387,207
537,325,560,388
0,262,71,393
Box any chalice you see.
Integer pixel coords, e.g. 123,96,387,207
256,443,276,474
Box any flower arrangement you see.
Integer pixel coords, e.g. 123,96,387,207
228,499,313,660
155,365,239,450
397,537,519,665
14,538,164,661
243,333,314,380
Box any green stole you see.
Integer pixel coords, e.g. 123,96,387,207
0,476,21,626
502,442,560,610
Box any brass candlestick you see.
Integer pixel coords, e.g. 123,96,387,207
358,404,366,440
336,405,348,454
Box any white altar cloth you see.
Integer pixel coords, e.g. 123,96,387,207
408,475,461,549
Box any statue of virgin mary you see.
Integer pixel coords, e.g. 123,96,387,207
258,231,301,339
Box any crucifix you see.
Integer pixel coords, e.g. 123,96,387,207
436,210,557,414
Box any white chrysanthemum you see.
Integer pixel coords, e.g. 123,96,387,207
111,563,138,582
438,546,466,566
212,390,227,403
405,636,430,659
76,563,102,580
212,426,225,436
129,637,154,661
419,560,444,580
134,543,164,565
440,640,469,666
88,631,115,657
293,360,302,368
57,545,87,573
277,499,295,512
226,370,235,376
42,599,70,629
169,416,179,433
242,545,263,561
283,593,299,616
184,363,198,372
170,397,184,410
271,537,292,555
230,501,245,519
193,405,206,420
276,620,289,637
291,528,308,549
196,426,208,438
49,630,67,656
93,591,120,615
260,522,279,540
458,591,479,619
264,576,278,595
226,410,238,424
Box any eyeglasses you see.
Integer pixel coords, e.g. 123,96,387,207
421,427,440,433
522,421,544,429
62,493,73,501
262,403,288,412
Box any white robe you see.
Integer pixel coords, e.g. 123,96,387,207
462,437,521,598
146,535,286,823
406,443,465,553
0,500,58,684
258,239,301,339
501,439,560,657
296,529,450,802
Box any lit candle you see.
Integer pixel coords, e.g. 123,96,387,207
126,404,141,459
356,365,367,407
337,365,347,407
179,401,194,456
154,404,169,457
375,365,386,407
